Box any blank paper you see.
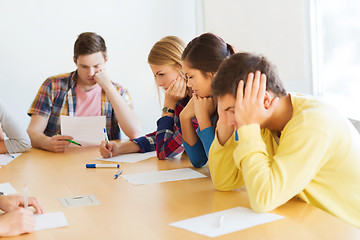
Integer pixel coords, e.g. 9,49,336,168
0,182,18,195
121,168,206,185
34,212,68,231
60,116,106,146
169,207,284,238
0,153,21,165
95,151,156,163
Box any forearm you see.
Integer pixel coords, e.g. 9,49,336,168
104,86,141,139
0,141,7,153
209,130,243,190
26,129,51,151
180,115,198,146
196,113,212,131
161,97,177,118
116,141,141,155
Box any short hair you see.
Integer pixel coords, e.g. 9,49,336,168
212,52,287,98
74,32,107,60
181,33,235,75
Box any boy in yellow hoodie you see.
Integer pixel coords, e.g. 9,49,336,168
209,52,360,227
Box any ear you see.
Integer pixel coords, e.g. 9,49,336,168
73,57,77,65
208,72,216,78
104,57,108,63
263,91,273,109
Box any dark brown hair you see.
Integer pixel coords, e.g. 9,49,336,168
181,33,235,75
212,52,287,98
73,32,107,60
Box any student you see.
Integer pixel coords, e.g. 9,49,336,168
209,52,360,227
180,33,234,168
0,98,31,153
27,32,141,152
0,195,43,236
100,36,197,159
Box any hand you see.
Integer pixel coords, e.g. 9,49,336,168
0,195,43,214
47,135,73,152
179,96,195,120
0,208,35,237
235,71,279,128
216,108,235,145
193,94,216,121
93,68,113,90
164,76,187,105
99,141,119,158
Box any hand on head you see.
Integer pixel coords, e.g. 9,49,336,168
165,76,187,103
235,71,279,128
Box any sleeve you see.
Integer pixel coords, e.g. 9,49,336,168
118,87,133,109
27,79,53,117
235,124,331,213
132,131,156,153
0,99,31,153
183,126,215,168
155,116,184,160
208,129,244,190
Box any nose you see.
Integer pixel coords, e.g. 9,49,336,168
226,114,236,127
89,67,96,77
186,79,192,88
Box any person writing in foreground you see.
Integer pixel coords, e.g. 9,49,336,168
209,52,360,227
27,32,141,152
0,195,43,236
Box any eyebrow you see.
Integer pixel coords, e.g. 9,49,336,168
155,70,162,75
224,106,235,111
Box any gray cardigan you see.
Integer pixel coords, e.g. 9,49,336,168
0,99,31,153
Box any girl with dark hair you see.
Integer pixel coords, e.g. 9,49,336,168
180,33,235,168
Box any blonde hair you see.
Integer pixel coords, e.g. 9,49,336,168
148,36,185,75
148,36,186,103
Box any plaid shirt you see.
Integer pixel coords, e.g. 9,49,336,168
27,71,133,140
132,95,198,159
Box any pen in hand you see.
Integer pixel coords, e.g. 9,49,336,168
103,128,112,158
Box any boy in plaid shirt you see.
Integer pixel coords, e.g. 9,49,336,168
27,32,141,152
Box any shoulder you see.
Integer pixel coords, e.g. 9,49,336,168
42,72,74,87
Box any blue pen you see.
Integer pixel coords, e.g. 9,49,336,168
86,164,120,168
114,169,123,179
103,128,112,158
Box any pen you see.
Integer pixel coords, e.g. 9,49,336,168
57,134,82,146
24,184,28,209
65,139,82,146
86,164,120,168
114,169,123,179
218,215,224,228
103,128,112,158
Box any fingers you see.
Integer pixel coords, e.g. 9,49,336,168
252,71,261,101
258,73,267,100
244,72,254,101
236,80,244,103
27,197,43,214
99,141,112,158
54,135,73,140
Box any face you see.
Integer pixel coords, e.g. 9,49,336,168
182,61,213,97
74,52,107,86
217,94,237,128
150,65,181,90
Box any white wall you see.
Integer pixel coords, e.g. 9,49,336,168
0,0,198,136
202,0,312,94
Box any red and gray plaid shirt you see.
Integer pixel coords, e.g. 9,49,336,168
27,71,133,140
132,96,198,159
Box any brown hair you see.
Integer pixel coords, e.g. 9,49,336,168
74,32,107,60
212,52,287,98
181,33,235,76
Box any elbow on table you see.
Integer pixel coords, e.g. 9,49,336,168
250,199,277,213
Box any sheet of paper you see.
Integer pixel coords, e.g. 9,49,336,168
95,151,156,163
0,153,21,165
0,183,18,195
34,212,68,231
121,168,206,185
60,116,106,146
169,207,284,238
